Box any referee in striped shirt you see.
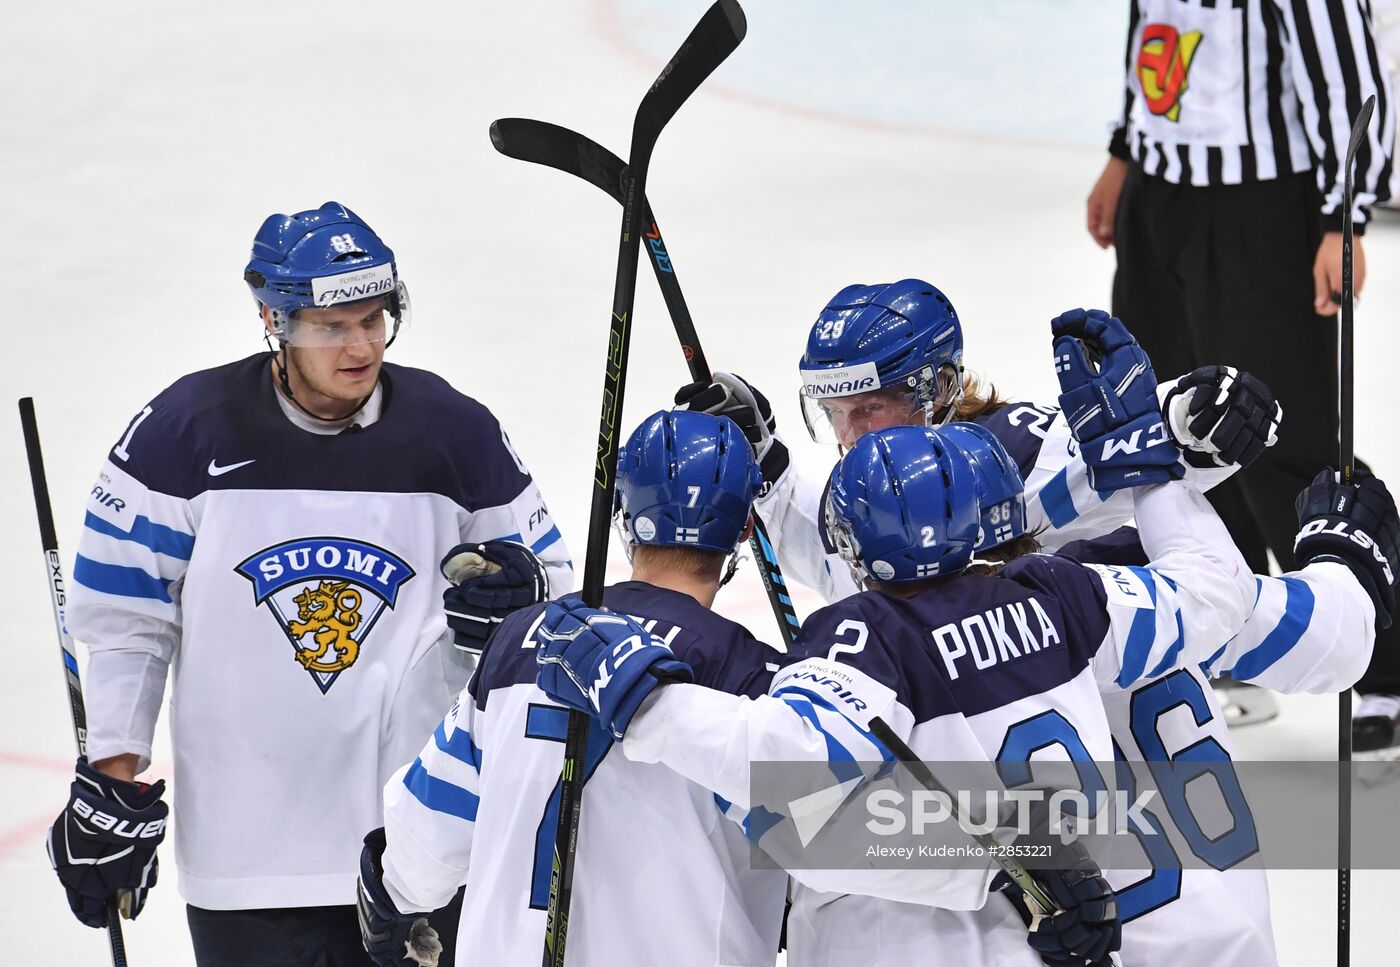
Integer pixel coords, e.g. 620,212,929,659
1086,0,1396,746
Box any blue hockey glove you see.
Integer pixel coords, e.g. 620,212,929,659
1051,307,1183,493
357,828,443,967
1295,468,1400,628
47,759,167,928
675,372,790,492
994,839,1121,967
535,600,694,740
442,540,549,653
1163,365,1282,469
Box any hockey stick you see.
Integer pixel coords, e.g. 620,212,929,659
487,117,801,648
486,116,1065,926
538,4,746,965
19,398,131,967
1336,92,1375,967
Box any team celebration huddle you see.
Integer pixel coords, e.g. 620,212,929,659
29,2,1399,966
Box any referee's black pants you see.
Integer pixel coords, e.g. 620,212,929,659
1111,165,1399,696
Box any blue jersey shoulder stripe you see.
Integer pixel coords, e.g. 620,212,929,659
530,525,562,556
84,511,195,561
74,555,173,603
432,720,483,771
775,691,868,785
402,758,479,822
1115,569,1160,688
1145,602,1186,679
1039,469,1078,528
1229,576,1317,681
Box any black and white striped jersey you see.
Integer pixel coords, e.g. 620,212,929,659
1110,0,1395,229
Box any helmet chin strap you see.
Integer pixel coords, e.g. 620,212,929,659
265,336,374,425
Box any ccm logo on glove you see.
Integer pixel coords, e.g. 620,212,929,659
1100,421,1169,461
71,799,167,839
590,631,663,707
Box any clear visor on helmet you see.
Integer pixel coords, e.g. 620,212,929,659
823,493,868,583
271,282,412,349
800,364,962,447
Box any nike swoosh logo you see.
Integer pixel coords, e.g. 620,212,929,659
208,459,256,477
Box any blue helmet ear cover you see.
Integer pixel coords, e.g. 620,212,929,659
616,410,760,553
934,422,1027,551
243,201,401,317
825,425,981,583
799,278,965,390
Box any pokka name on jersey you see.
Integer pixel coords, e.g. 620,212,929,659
931,599,1061,681
235,537,416,694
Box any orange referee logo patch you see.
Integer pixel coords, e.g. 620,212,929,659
1137,24,1203,121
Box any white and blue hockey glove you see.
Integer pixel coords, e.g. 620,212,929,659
1295,468,1400,628
994,839,1121,967
1163,365,1282,469
1051,307,1183,493
442,540,549,653
535,600,694,740
356,828,443,967
47,759,167,928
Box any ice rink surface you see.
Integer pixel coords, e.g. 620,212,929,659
3,1,1398,963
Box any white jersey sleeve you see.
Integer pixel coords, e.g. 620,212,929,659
753,461,861,602
1204,561,1376,694
68,455,192,771
625,658,995,911
381,694,482,913
1075,483,1254,689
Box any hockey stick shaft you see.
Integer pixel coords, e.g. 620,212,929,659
542,5,747,965
488,117,801,648
1336,92,1375,967
867,718,1057,920
19,398,130,967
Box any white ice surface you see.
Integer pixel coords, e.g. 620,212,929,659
3,1,1398,963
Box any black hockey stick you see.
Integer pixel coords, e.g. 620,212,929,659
537,4,746,965
19,398,131,967
486,116,1068,925
488,117,801,648
1336,91,1375,967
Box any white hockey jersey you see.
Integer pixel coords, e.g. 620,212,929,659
380,583,788,967
755,391,1236,603
1058,530,1376,967
623,482,1254,967
65,354,573,909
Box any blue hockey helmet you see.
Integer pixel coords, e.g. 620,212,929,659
934,423,1027,551
824,425,981,584
615,409,763,555
799,280,965,447
243,201,410,348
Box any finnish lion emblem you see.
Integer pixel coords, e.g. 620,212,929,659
287,579,364,673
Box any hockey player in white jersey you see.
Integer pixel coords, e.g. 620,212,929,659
356,409,788,967
535,313,1257,967
46,202,572,966
675,279,1281,601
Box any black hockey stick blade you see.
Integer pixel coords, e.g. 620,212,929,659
489,117,802,646
20,398,132,967
628,0,745,165
1336,91,1374,967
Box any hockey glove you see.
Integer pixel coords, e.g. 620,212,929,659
357,828,443,967
47,759,167,928
442,540,549,653
1051,308,1184,493
535,600,694,740
1295,468,1400,628
675,372,790,493
1163,365,1282,469
994,840,1121,967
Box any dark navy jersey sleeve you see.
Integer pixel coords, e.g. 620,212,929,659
1055,526,1149,568
971,400,1060,482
